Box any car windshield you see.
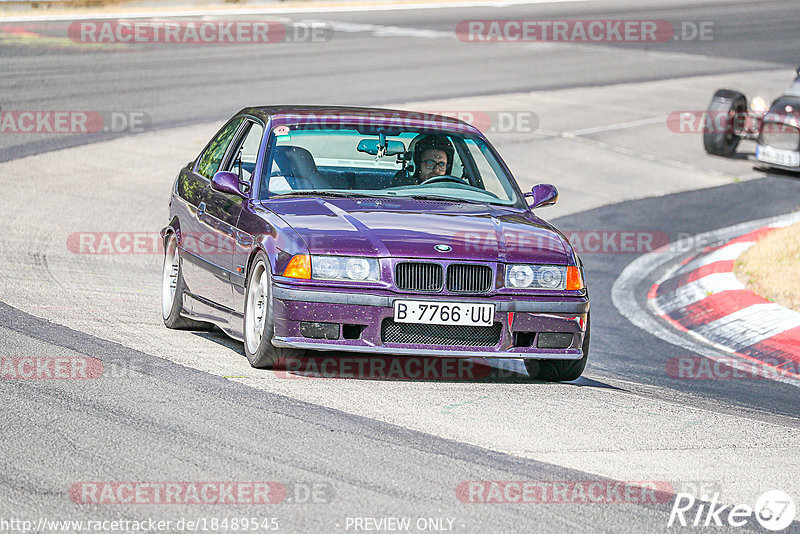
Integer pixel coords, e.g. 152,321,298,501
259,126,521,206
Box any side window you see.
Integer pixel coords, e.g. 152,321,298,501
449,139,465,178
466,139,514,200
196,118,244,179
228,121,264,183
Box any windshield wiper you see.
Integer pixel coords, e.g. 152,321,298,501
406,194,493,206
271,190,387,199
272,190,499,206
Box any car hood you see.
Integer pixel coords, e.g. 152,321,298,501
262,197,574,264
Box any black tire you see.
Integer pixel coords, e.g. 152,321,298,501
703,89,747,158
243,252,303,369
525,312,590,382
161,233,213,330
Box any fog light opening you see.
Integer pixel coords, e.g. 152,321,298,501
342,324,366,340
537,332,574,349
299,321,340,340
513,331,536,348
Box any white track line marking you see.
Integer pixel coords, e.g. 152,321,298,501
653,273,744,315
673,241,754,276
692,304,800,352
564,116,667,137
302,20,452,38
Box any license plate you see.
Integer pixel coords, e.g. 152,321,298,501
393,300,495,327
756,145,800,167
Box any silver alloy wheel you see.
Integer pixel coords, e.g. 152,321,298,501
245,261,269,354
161,235,179,320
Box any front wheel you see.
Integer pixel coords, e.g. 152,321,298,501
525,313,590,382
244,253,303,369
703,89,746,158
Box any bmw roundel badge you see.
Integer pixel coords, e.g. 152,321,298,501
435,244,452,253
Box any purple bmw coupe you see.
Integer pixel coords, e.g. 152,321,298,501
161,106,590,381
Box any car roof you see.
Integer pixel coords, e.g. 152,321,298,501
236,105,481,135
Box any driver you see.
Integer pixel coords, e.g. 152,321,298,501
409,134,455,184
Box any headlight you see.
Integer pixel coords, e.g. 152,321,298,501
345,258,371,280
311,255,380,282
506,265,536,288
750,96,769,114
506,264,583,290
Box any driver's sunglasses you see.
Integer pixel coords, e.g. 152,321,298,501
421,159,447,171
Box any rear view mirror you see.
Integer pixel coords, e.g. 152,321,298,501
524,183,558,209
357,139,406,156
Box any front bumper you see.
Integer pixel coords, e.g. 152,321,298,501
271,284,589,360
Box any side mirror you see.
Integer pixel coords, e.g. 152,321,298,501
211,171,247,198
524,184,558,209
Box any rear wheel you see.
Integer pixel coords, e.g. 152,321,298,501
161,233,212,330
525,313,590,382
244,253,303,369
703,89,747,158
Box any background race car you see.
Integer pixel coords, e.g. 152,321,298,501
704,66,800,171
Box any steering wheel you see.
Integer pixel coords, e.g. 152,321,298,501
419,175,469,186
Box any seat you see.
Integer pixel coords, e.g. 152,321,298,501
271,146,332,190
391,168,416,187
389,135,422,187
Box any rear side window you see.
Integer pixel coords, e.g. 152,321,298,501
196,118,244,179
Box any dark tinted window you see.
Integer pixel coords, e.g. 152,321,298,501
196,118,244,179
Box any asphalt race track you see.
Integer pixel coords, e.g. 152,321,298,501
1,0,799,532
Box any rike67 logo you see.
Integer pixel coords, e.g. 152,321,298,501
668,490,795,531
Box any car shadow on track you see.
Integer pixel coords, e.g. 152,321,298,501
192,327,246,355
273,359,624,387
191,328,618,387
755,165,800,179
